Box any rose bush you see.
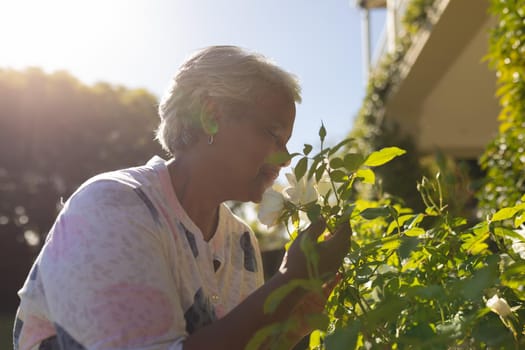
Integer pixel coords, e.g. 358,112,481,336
253,125,525,349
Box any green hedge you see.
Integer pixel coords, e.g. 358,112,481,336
477,0,525,214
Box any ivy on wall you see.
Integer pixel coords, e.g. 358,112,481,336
350,0,438,210
477,0,525,214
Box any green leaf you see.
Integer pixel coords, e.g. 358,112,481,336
365,296,406,326
387,214,417,234
457,256,499,300
405,213,424,228
343,153,365,172
303,144,313,156
381,237,401,250
492,207,519,222
494,226,524,241
515,212,525,227
341,286,361,304
315,162,326,182
404,227,425,237
245,323,282,350
330,169,347,183
356,168,375,184
325,320,360,350
329,157,344,169
364,147,406,167
425,207,438,216
306,204,322,223
264,279,318,314
402,323,436,343
406,285,444,299
461,231,490,255
309,330,322,349
265,151,299,165
501,262,525,290
471,313,514,346
451,217,468,228
319,123,327,142
294,157,308,181
398,236,419,260
360,206,391,219
472,221,489,235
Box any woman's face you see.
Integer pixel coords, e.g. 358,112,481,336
212,91,296,203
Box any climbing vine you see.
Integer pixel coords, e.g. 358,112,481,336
477,0,525,215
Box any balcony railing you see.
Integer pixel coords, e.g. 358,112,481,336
358,0,412,82
371,0,411,67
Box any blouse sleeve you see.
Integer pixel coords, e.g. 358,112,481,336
36,180,187,350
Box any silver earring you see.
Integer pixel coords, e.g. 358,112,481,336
208,134,214,145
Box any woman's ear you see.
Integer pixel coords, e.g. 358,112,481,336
199,98,219,136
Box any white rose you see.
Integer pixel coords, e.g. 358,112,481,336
284,173,319,206
258,188,285,227
512,226,525,259
486,294,512,318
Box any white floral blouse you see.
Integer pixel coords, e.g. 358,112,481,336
14,156,264,350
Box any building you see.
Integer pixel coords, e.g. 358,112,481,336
358,0,499,160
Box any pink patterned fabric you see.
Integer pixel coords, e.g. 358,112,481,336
15,156,264,350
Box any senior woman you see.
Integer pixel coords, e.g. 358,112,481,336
14,46,351,350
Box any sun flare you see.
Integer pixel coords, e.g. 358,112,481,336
1,0,135,73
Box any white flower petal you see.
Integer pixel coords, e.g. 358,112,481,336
258,188,285,227
285,173,297,186
283,172,319,206
304,180,319,204
486,294,512,318
512,226,525,259
512,241,525,260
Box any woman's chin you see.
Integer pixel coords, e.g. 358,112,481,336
233,178,272,203
249,185,270,204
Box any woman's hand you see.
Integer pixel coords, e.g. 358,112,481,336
279,219,352,282
275,274,342,348
186,219,350,350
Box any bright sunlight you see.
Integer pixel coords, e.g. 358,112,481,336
0,0,145,75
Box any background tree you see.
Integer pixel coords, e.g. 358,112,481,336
0,67,164,313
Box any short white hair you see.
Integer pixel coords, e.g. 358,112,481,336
156,45,302,155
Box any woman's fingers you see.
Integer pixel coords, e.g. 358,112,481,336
285,218,350,281
322,272,342,297
334,220,352,240
326,221,352,250
317,222,352,279
300,217,326,241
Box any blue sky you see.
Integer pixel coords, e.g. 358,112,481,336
1,0,385,175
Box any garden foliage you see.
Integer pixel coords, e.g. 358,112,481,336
255,125,525,349
249,0,525,346
251,0,525,348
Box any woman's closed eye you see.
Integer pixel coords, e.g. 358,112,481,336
267,128,284,146
267,128,279,140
